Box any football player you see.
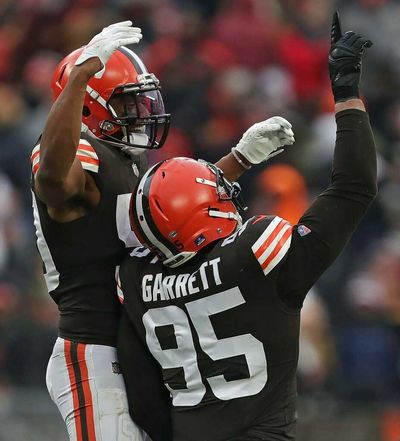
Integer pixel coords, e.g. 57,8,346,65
31,20,295,441
117,13,377,441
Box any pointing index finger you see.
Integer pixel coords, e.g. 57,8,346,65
331,11,343,44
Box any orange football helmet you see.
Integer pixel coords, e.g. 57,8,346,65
51,46,170,149
130,157,246,267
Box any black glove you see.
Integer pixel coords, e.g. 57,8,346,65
329,11,372,103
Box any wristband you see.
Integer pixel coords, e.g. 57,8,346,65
333,85,360,103
231,148,252,170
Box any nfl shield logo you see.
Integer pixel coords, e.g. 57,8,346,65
112,362,121,374
297,225,311,237
195,234,206,246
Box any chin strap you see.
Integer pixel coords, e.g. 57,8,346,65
120,132,149,156
208,209,242,223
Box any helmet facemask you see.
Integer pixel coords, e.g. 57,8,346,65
102,73,170,150
204,161,248,218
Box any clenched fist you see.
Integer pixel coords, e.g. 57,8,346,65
75,21,143,78
233,116,295,165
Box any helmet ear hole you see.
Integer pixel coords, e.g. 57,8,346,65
82,106,91,117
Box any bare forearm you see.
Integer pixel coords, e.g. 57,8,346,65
40,71,87,180
335,98,366,114
39,58,101,182
215,153,248,182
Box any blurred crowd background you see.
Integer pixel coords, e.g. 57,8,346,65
0,0,400,440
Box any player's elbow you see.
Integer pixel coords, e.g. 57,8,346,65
368,183,378,201
361,189,377,211
36,167,65,189
35,169,70,206
363,173,378,203
354,183,378,209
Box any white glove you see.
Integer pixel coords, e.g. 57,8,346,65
233,116,295,165
75,21,143,78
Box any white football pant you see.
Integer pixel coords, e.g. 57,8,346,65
46,337,149,441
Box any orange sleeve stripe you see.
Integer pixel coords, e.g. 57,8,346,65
31,143,98,174
32,163,40,175
260,226,292,271
254,219,288,260
252,215,267,225
31,149,40,162
76,155,100,166
77,144,96,153
31,142,95,158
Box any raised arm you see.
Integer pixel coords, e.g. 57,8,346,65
35,22,142,209
306,12,376,223
278,13,377,308
35,59,101,208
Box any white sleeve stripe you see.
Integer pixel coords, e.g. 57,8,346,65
115,266,124,304
117,289,124,304
256,224,292,265
79,139,92,146
31,140,94,159
32,144,40,155
81,162,99,173
31,141,98,174
32,155,40,167
261,235,292,275
77,149,99,160
251,216,284,251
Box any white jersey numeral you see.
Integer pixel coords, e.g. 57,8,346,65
143,306,206,406
32,192,60,291
116,194,141,248
142,287,268,406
